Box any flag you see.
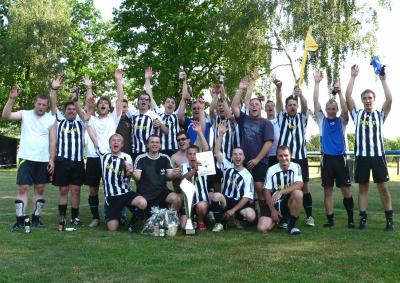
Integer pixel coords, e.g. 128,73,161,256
298,26,318,87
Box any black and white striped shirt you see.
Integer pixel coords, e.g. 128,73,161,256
97,151,133,198
220,159,254,201
56,110,84,161
130,110,160,154
351,108,386,157
158,111,179,151
182,163,209,205
277,111,308,159
264,162,303,202
212,115,236,161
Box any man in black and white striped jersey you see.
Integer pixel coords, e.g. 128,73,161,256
346,64,393,231
49,84,88,226
276,84,314,227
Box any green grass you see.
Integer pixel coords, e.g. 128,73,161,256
1,168,400,282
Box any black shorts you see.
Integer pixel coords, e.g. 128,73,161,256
145,189,173,209
248,162,268,183
321,155,351,188
268,155,279,168
259,194,290,218
354,156,389,184
291,158,309,183
225,197,255,220
106,191,140,221
53,159,85,187
160,149,178,157
84,157,102,187
16,159,49,185
207,166,223,191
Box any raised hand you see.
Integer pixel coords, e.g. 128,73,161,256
197,98,205,109
145,66,153,80
332,82,341,94
52,76,63,90
218,120,228,135
251,68,259,81
294,86,302,97
153,118,161,129
179,69,187,81
239,78,249,90
192,120,202,133
351,64,359,78
314,70,324,83
273,79,282,89
83,76,92,88
9,85,19,99
115,68,123,81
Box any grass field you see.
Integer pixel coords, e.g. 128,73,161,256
1,168,400,282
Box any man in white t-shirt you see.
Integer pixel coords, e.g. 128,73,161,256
81,70,124,228
2,79,60,231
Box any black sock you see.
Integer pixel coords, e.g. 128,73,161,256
58,204,67,217
88,195,99,219
71,207,79,219
210,201,223,223
343,197,354,223
326,213,334,224
385,210,393,222
287,214,299,231
303,193,313,218
359,211,367,220
17,215,25,225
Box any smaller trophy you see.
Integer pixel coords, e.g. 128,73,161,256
180,178,196,235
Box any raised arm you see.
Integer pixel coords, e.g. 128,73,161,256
244,68,259,110
220,85,233,120
193,121,209,152
83,76,95,117
144,67,157,110
2,85,22,121
198,99,206,135
313,71,323,113
71,86,87,121
49,76,63,115
345,64,359,112
336,83,349,122
231,78,248,118
209,87,219,121
214,121,228,164
380,73,392,116
294,87,307,114
272,79,283,113
178,71,189,125
114,69,124,116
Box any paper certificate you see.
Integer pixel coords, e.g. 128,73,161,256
196,151,216,176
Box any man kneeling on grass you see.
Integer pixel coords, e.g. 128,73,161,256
258,145,303,235
210,121,256,232
86,129,147,231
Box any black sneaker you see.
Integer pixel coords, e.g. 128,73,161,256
70,218,83,226
347,222,355,229
32,216,45,228
323,221,334,228
385,220,394,232
11,222,24,232
359,218,367,230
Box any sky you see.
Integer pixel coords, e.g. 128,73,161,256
94,0,400,139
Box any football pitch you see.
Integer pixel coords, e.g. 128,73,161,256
1,168,399,282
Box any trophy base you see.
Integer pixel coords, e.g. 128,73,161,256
185,228,196,235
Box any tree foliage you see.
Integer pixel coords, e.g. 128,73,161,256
113,0,389,102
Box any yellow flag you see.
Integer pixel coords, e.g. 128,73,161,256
298,26,318,86
305,26,318,51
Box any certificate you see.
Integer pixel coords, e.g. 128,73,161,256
196,151,216,176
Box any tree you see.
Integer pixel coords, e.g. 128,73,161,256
112,0,389,102
112,0,273,102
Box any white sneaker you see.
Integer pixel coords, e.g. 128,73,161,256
306,216,315,227
212,223,224,232
89,219,99,228
289,227,301,235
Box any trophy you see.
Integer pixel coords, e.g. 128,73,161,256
180,178,196,235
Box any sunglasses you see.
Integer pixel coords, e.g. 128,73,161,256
177,137,187,142
139,97,150,101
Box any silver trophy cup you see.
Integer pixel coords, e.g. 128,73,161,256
180,178,196,235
